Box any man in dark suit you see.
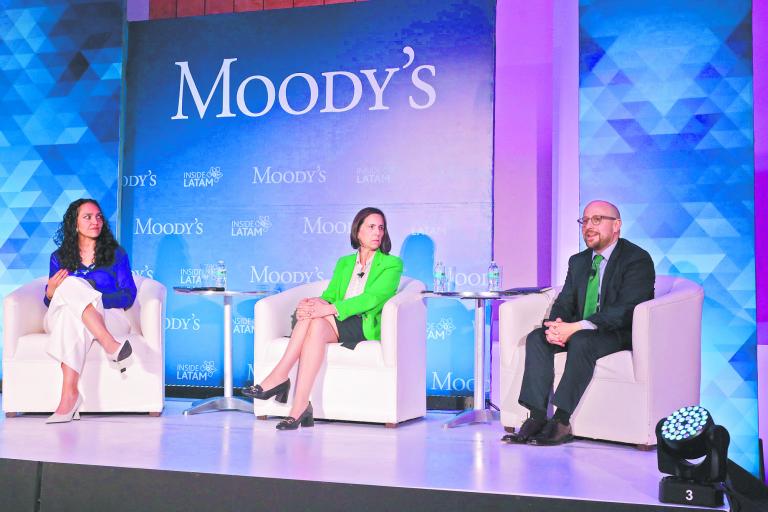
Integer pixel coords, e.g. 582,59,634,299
502,200,655,446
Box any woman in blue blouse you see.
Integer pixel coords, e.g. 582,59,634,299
43,199,137,423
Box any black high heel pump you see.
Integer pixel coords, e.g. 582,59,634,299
276,402,314,431
241,378,290,403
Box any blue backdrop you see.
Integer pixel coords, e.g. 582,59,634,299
0,0,123,379
121,0,496,394
580,0,757,473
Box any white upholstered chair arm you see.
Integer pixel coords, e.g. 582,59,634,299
3,278,47,360
254,280,329,356
380,281,426,367
631,282,704,383
498,288,559,367
135,278,166,352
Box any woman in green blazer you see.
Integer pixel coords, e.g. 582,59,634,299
243,207,403,430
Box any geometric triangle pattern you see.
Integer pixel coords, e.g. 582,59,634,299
0,1,123,376
579,0,758,473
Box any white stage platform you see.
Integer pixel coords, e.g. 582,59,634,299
0,397,726,511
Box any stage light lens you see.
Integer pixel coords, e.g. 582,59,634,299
660,405,710,443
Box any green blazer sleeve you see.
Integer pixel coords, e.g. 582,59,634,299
320,251,404,340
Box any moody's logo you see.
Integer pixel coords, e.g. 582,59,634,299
165,314,201,331
432,371,476,393
427,318,456,341
171,47,436,120
252,166,326,185
184,166,223,188
123,170,157,187
176,361,216,382
134,217,204,236
232,217,271,237
303,217,350,235
250,265,325,285
131,264,155,280
455,271,487,287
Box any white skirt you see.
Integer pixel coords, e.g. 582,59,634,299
44,276,131,374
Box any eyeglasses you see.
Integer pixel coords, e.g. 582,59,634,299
577,215,618,226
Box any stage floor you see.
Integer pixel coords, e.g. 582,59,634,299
0,397,726,510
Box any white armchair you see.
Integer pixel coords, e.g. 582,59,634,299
2,275,166,415
252,277,426,426
498,275,704,447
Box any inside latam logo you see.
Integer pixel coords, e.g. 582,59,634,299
177,361,216,382
184,166,223,188
172,46,436,120
427,318,456,341
234,316,254,334
355,167,391,184
179,268,204,285
232,217,271,237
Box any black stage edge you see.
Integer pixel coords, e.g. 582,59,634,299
0,459,39,512
0,458,725,512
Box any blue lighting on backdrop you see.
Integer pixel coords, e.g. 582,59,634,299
0,0,123,379
579,0,757,472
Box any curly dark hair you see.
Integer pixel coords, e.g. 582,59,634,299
54,199,119,271
350,207,392,254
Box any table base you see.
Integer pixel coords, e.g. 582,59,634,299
182,396,253,415
442,408,499,428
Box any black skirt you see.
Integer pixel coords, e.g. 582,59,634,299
335,315,365,350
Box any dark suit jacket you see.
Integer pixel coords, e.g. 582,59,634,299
548,238,655,347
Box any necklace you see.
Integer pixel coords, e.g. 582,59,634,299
80,247,95,266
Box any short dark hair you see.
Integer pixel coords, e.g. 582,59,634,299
350,207,391,254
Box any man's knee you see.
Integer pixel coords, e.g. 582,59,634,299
566,331,596,358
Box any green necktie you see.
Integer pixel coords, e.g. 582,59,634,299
583,254,604,319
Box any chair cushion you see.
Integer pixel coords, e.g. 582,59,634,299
264,337,385,368
554,350,635,382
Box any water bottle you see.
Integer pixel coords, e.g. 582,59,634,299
433,261,446,292
488,261,500,291
215,260,227,289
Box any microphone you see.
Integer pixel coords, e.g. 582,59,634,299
590,268,597,278
357,271,365,278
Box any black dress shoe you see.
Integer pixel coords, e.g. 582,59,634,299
528,418,573,446
242,378,290,403
501,417,547,444
276,402,314,431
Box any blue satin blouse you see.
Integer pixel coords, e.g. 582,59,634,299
43,246,137,310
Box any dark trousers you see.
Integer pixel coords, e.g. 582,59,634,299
518,327,628,415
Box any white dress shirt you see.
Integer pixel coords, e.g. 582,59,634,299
343,250,376,300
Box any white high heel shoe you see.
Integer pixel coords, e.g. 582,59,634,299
110,339,133,373
46,394,83,424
